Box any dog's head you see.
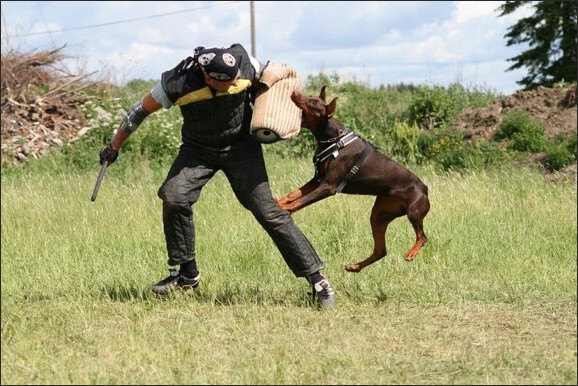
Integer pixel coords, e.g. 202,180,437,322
290,86,337,132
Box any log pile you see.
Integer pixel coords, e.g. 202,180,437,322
1,45,99,165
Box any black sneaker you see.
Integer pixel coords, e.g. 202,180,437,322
151,269,200,296
311,279,336,310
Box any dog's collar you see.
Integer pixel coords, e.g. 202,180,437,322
319,128,349,144
314,131,359,164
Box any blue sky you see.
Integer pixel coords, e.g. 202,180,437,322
1,1,533,95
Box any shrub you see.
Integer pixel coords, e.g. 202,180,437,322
390,121,421,163
494,109,546,152
543,132,577,171
406,85,455,130
406,83,498,132
422,129,508,171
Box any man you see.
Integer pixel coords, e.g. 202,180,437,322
99,43,336,309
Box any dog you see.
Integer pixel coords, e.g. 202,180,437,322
276,86,430,273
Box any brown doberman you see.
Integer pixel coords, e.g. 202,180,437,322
276,86,430,273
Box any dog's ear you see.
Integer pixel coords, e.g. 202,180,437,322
327,97,338,118
319,86,327,101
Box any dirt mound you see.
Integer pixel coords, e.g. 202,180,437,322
1,46,100,164
449,83,576,182
451,83,577,141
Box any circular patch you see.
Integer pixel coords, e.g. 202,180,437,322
222,53,236,67
198,53,216,66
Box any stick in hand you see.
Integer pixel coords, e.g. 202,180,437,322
91,129,117,202
90,160,109,202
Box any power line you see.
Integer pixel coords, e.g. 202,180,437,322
12,1,242,37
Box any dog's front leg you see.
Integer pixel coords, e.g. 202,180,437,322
279,183,336,213
276,179,319,206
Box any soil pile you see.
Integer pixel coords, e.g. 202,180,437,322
449,83,576,181
451,83,576,140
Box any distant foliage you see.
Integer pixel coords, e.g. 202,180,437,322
15,72,574,177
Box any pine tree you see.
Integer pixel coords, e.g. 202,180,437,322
498,1,577,90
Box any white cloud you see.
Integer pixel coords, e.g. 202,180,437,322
1,1,538,94
453,0,502,23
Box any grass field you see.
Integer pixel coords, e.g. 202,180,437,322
1,153,576,385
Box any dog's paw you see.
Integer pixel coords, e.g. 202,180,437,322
404,253,417,262
344,264,361,273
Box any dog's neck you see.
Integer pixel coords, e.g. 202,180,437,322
312,117,359,166
316,117,350,145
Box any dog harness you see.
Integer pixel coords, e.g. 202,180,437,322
314,131,358,164
313,130,373,192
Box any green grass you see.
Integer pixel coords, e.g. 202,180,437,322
1,153,576,385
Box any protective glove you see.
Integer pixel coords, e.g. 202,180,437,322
99,144,118,165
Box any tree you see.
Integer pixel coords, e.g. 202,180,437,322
498,1,577,90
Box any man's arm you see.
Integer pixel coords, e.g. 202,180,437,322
110,92,162,150
99,92,163,165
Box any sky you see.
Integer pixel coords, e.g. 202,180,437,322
1,1,534,95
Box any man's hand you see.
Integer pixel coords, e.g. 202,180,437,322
99,144,118,165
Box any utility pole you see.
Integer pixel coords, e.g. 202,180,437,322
250,0,256,57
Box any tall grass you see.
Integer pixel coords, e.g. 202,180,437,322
1,151,576,385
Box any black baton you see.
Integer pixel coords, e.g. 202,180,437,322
91,160,109,202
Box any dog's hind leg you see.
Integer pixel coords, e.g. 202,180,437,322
404,191,430,261
345,196,397,273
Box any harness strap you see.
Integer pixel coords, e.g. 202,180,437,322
336,140,372,193
314,132,358,164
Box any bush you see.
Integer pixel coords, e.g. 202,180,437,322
494,109,546,152
421,129,508,171
406,83,498,132
390,121,421,164
543,132,577,171
406,85,456,130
